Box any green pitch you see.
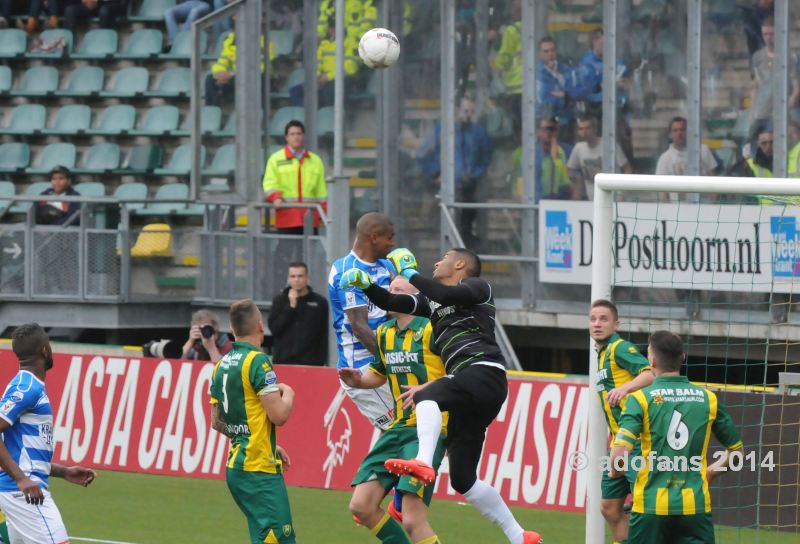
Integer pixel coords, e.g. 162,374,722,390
51,470,796,544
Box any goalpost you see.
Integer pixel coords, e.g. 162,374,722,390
586,173,800,544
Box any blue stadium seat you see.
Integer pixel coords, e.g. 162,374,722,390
100,67,149,98
8,181,49,214
42,104,91,135
9,66,58,96
269,107,305,137
27,29,73,58
75,143,121,174
203,144,236,177
145,67,191,98
0,66,11,94
130,105,179,136
213,114,235,137
26,143,77,175
155,144,206,177
0,143,30,173
0,29,26,59
85,105,136,136
129,0,177,22
271,30,294,57
0,181,14,215
273,68,304,99
74,182,106,197
56,66,104,97
176,106,222,136
114,182,148,211
117,29,163,59
118,144,163,175
135,183,189,215
72,29,118,60
318,106,334,137
160,30,208,60
0,104,46,135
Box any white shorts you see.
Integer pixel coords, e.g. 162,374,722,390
340,374,395,431
0,489,68,544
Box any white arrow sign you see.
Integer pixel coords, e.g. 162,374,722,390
3,242,21,259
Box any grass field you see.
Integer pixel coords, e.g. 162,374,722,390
51,470,797,544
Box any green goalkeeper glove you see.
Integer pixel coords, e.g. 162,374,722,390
339,268,373,290
387,248,418,279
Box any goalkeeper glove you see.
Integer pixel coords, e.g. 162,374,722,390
339,268,373,290
387,248,418,279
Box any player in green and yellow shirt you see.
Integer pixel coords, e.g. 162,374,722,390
339,277,447,544
611,330,743,544
209,299,297,544
589,299,654,544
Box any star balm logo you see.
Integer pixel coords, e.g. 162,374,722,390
545,210,573,270
770,216,800,277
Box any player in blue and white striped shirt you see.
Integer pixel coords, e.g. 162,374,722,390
0,323,96,544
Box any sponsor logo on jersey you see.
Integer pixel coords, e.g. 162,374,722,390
40,422,53,446
771,216,800,277
226,423,251,435
283,524,293,537
0,400,15,415
345,291,356,306
435,306,455,319
10,391,23,402
264,370,278,386
545,210,573,269
385,351,419,366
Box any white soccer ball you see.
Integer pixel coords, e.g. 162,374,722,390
358,28,400,69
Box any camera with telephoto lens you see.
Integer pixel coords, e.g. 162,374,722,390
200,324,215,339
142,339,182,359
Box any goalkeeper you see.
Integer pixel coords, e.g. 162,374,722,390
340,247,542,544
341,277,446,544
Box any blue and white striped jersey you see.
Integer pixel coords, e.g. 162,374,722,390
328,251,395,369
0,371,53,491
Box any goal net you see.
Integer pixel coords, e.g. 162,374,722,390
584,174,800,544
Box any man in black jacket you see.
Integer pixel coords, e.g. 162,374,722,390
36,166,81,226
268,262,328,365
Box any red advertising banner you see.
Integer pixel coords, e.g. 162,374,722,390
0,351,589,512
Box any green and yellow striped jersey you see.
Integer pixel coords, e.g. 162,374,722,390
596,333,651,434
613,375,743,515
370,316,447,430
209,341,283,473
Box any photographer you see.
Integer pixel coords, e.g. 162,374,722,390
181,309,233,361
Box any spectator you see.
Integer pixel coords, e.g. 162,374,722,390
12,0,65,34
567,116,631,200
536,36,579,134
180,309,233,361
267,262,328,366
317,0,376,41
164,0,212,48
416,97,493,248
63,0,129,31
655,117,718,202
36,166,81,226
749,17,800,131
205,32,274,108
534,116,573,202
745,127,774,178
492,0,522,128
740,0,774,56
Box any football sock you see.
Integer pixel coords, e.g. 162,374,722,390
0,512,7,544
415,400,442,465
415,536,441,544
463,479,524,544
372,513,412,544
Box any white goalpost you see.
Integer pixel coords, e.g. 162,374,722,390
586,173,800,544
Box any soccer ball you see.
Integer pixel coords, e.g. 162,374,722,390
358,28,400,69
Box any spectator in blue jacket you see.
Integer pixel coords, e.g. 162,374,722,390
536,36,579,134
417,97,493,247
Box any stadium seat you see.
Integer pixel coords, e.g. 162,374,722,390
56,66,104,97
269,107,305,137
76,143,121,174
100,67,149,98
155,144,206,176
203,144,236,176
129,0,177,22
176,106,222,135
0,180,14,215
272,68,304,99
8,181,49,214
9,66,59,96
117,29,163,59
114,182,148,211
26,143,77,175
145,67,191,98
118,144,163,174
0,66,10,94
130,105,179,136
135,183,189,215
72,29,118,59
74,182,106,197
160,30,208,60
0,143,30,173
85,105,136,136
129,224,173,257
206,31,231,61
42,104,91,135
27,29,73,58
271,30,293,57
0,29,26,59
0,104,46,135
213,114,235,137
318,106,334,136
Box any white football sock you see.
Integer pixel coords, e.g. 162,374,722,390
414,400,442,465
463,479,525,544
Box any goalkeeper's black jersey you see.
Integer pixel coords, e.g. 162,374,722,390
364,276,505,375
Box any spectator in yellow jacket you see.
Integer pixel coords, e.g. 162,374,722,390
205,32,274,107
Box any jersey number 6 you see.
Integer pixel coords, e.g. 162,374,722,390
667,410,689,450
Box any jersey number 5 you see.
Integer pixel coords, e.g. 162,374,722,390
667,410,689,450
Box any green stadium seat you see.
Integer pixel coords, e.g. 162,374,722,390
117,29,163,59
26,143,77,175
145,67,191,98
8,181,49,214
269,107,305,137
213,114,235,137
9,66,58,96
155,144,206,176
135,183,189,215
56,66,104,97
272,68,304,99
176,106,222,136
85,105,136,136
203,144,236,177
72,29,118,60
76,143,121,174
271,30,293,57
42,104,91,135
74,182,106,197
0,180,14,215
318,106,334,136
130,105,179,136
0,143,30,173
0,29,26,59
27,29,73,58
100,67,149,98
118,144,163,174
0,66,10,94
0,104,46,135
114,182,148,211
129,0,177,22
160,30,208,60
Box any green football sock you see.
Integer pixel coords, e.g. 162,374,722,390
371,512,412,544
0,511,8,543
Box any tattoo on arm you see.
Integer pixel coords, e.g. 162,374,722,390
210,406,230,438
